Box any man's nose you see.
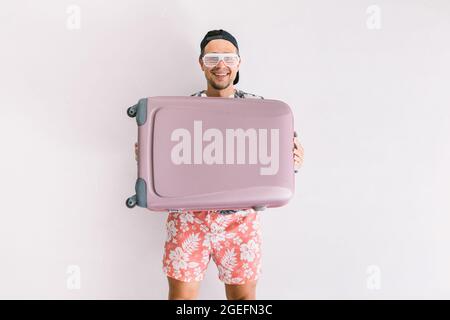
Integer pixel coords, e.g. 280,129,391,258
216,60,227,68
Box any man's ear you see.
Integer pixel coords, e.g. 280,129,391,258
199,58,205,71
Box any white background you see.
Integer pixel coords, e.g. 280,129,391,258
1,0,449,299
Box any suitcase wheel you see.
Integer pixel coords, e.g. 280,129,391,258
127,105,137,118
126,195,137,208
252,205,267,212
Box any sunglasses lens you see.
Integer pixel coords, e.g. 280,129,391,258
203,55,219,67
223,56,239,67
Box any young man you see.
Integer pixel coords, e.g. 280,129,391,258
135,29,303,300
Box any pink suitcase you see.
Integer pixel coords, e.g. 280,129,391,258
126,96,295,212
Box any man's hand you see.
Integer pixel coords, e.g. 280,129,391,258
293,132,304,171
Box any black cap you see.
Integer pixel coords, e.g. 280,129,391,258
200,29,240,85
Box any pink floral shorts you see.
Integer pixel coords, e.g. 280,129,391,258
162,209,262,285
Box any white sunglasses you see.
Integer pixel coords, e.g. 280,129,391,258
202,53,240,68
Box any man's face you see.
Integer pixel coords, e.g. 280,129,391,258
199,39,240,90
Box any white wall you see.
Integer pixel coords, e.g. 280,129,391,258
1,0,449,299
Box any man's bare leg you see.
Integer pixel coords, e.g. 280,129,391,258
167,277,201,300
225,280,257,300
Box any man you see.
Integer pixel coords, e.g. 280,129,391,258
135,29,303,299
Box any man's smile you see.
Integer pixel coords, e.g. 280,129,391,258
212,69,230,81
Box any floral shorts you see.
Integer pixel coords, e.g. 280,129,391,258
162,209,262,285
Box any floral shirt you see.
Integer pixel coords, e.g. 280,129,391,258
191,89,264,99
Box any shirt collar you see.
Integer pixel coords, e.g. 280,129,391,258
200,89,237,98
